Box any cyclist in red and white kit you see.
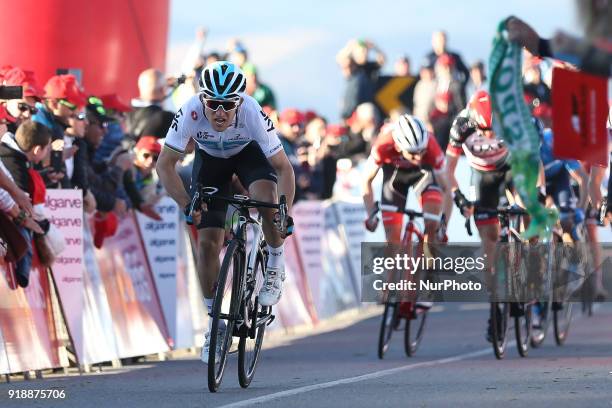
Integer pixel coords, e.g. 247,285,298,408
363,116,451,310
363,114,451,244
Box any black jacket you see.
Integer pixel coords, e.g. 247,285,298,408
0,138,31,194
125,104,174,142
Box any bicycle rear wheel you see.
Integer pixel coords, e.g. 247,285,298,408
238,248,267,388
491,302,510,360
404,304,427,357
208,240,243,393
377,302,398,359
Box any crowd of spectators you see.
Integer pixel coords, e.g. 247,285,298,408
0,26,562,286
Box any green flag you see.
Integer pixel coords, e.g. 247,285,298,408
488,19,557,239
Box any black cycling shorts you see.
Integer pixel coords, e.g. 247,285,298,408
381,165,439,209
471,163,513,224
191,141,277,229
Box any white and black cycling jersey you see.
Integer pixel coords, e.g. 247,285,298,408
163,93,283,159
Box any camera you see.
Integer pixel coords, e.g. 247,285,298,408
0,85,23,100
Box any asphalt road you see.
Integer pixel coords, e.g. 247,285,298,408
1,303,611,408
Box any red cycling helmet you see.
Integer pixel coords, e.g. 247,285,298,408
469,90,492,130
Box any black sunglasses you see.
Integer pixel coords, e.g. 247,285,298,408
203,98,239,112
142,152,159,161
18,103,38,114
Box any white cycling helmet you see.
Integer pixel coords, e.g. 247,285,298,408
392,114,429,153
199,61,246,100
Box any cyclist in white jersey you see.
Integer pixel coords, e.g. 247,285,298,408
156,61,295,363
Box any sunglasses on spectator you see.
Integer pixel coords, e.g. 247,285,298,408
18,103,38,114
142,152,159,161
59,99,78,111
203,98,239,112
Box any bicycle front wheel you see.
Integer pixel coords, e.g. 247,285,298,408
377,302,398,359
208,240,243,393
238,248,267,388
404,304,427,357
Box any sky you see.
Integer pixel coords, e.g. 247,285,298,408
166,0,581,122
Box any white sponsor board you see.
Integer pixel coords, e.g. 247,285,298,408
174,224,206,349
0,326,9,374
136,197,179,347
81,220,120,365
44,190,85,363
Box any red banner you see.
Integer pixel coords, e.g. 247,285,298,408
552,67,609,166
94,213,170,358
0,259,60,373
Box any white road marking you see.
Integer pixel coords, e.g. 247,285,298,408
217,347,492,408
459,303,490,311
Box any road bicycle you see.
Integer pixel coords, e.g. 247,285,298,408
369,202,430,359
188,185,289,392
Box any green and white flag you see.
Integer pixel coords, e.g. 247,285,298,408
488,19,557,239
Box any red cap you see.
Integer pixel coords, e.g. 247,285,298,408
326,124,347,137
303,110,318,123
100,93,132,112
0,104,16,123
3,67,43,99
44,74,87,107
279,108,304,126
437,53,455,67
135,136,162,154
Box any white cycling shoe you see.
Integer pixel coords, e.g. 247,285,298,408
201,325,231,364
259,266,285,306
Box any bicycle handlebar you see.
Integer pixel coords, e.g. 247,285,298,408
370,201,423,219
188,184,290,234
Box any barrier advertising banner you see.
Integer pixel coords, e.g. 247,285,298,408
332,202,370,299
44,189,85,363
174,225,206,349
136,197,179,347
94,213,170,357
0,326,9,374
0,260,60,373
81,220,120,365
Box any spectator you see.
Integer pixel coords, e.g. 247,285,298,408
522,55,552,127
466,60,487,100
82,103,130,217
425,30,470,100
131,136,163,203
0,107,33,215
205,52,222,67
32,74,87,188
243,63,276,109
0,120,50,287
339,57,375,120
394,56,412,77
94,94,132,162
337,38,386,82
125,68,175,141
64,104,96,213
429,53,464,150
1,67,43,133
277,108,304,160
343,102,381,159
227,40,249,68
413,61,437,123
